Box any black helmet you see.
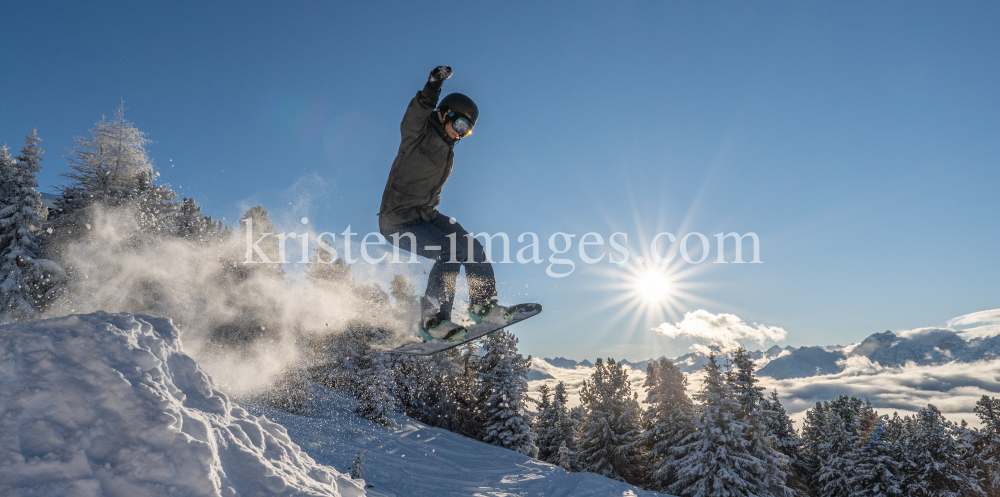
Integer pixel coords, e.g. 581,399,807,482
438,93,478,126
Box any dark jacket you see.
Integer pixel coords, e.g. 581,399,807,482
378,82,456,228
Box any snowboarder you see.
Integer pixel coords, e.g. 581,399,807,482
378,66,515,343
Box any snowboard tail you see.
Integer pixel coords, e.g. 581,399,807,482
387,303,542,356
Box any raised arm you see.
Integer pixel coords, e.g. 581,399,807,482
400,66,452,142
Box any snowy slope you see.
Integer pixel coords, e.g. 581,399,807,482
245,386,667,497
0,312,364,497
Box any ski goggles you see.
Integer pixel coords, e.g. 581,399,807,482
448,112,474,137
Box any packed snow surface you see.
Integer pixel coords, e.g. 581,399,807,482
245,386,667,497
0,312,364,497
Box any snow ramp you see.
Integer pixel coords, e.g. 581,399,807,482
0,312,365,497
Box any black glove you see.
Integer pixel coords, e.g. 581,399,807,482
428,66,452,90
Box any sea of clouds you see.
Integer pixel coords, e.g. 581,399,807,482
530,308,1000,428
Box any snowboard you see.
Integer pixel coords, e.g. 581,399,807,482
386,303,542,356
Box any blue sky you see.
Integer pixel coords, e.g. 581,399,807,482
3,1,998,360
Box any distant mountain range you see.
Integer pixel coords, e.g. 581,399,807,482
537,327,1000,380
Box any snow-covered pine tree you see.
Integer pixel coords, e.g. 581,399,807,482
576,358,647,486
391,354,428,417
175,197,227,241
389,274,416,307
803,396,907,497
350,449,368,480
476,329,536,456
306,248,354,290
534,384,555,461
641,357,694,492
818,409,853,497
954,419,985,496
210,205,284,346
761,390,801,463
669,353,768,497
569,404,587,426
237,205,282,274
973,396,1000,496
312,322,398,428
536,380,577,467
50,104,178,245
799,400,832,493
846,410,903,497
727,348,789,494
355,352,399,428
904,404,984,497
814,396,865,497
132,166,179,236
421,347,483,437
557,440,573,471
259,361,315,416
761,389,810,495
353,281,390,326
0,132,64,322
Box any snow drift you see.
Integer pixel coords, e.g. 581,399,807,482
0,312,365,497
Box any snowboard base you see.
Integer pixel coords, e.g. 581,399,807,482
386,303,542,356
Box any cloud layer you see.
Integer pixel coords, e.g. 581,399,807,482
529,356,1000,429
654,309,787,352
759,357,1000,428
947,308,1000,339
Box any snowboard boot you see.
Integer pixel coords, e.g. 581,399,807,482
419,317,467,342
469,299,516,326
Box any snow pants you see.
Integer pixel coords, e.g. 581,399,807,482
379,212,497,320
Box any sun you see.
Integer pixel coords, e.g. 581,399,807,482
593,246,713,335
636,270,671,303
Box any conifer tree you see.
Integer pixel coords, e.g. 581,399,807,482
536,380,577,467
799,400,828,492
0,132,64,322
557,440,574,471
973,396,1000,496
761,390,810,495
802,396,908,497
846,412,903,497
476,330,536,456
260,362,314,415
175,197,226,241
576,358,647,485
761,390,801,462
392,345,484,438
350,450,368,480
534,384,555,460
814,396,865,497
312,322,398,427
389,274,416,307
641,357,694,492
237,205,282,273
306,248,354,290
905,404,983,497
727,348,789,494
211,205,284,346
51,104,177,243
670,354,768,497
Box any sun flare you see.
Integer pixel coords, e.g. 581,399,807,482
636,270,671,303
